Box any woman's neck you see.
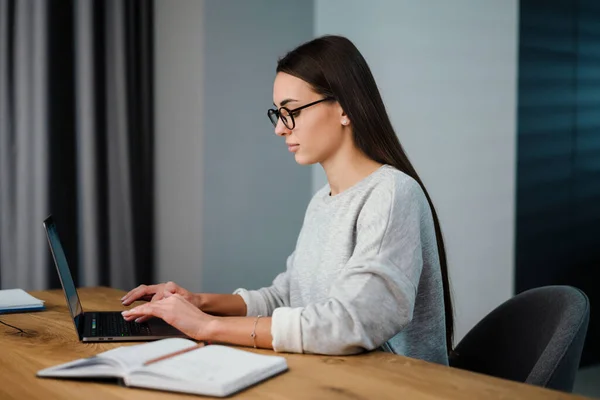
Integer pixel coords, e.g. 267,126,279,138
322,147,383,196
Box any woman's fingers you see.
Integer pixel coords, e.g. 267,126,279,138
133,315,153,323
122,302,163,321
121,284,159,305
122,295,215,340
121,284,147,300
151,291,166,302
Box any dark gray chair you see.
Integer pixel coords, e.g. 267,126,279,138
449,285,590,392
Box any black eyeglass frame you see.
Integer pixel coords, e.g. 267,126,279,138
267,97,334,130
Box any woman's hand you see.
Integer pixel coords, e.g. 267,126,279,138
121,293,217,341
121,281,200,307
123,293,274,349
121,282,201,323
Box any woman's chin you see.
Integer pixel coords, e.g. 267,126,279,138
294,152,318,165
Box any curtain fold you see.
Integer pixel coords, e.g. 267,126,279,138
105,0,136,290
0,0,50,290
75,0,100,287
0,0,154,291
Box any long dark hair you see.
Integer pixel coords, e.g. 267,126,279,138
277,35,454,354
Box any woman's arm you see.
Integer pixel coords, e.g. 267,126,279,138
198,294,247,316
122,294,275,348
122,251,294,319
121,283,248,318
208,316,274,349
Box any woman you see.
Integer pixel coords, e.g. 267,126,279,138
122,35,453,365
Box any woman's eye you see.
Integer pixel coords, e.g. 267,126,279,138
291,111,301,118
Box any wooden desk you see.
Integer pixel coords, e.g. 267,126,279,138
0,287,590,400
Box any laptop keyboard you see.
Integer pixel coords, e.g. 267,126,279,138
95,313,151,337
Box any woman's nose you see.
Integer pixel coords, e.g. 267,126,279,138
274,118,291,136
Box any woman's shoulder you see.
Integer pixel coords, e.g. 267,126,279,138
306,165,427,212
358,167,433,234
370,165,427,205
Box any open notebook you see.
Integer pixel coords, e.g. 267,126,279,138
37,338,288,397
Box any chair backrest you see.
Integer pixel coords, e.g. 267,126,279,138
449,285,590,392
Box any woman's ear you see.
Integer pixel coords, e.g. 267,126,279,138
338,105,350,126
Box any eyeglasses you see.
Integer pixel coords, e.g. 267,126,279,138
267,97,333,130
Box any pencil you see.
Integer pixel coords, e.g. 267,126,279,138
143,342,206,366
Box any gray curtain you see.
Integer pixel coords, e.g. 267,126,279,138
0,0,49,290
0,0,154,291
76,0,137,289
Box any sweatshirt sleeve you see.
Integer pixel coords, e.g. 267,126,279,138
233,252,294,317
271,178,426,354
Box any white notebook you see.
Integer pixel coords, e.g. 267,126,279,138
37,338,288,397
0,289,45,313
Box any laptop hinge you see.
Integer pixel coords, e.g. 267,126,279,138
76,312,87,340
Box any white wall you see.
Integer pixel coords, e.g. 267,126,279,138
154,0,205,290
200,1,314,293
315,0,518,343
154,0,314,293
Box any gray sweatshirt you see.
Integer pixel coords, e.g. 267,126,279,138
235,165,448,365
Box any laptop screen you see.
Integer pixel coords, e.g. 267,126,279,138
42,216,84,331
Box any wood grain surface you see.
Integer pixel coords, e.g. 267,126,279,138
0,287,592,400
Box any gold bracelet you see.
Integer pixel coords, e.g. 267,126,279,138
251,315,262,348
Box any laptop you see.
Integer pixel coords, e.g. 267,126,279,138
43,215,188,342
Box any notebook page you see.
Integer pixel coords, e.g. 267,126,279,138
98,338,197,372
134,345,287,388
